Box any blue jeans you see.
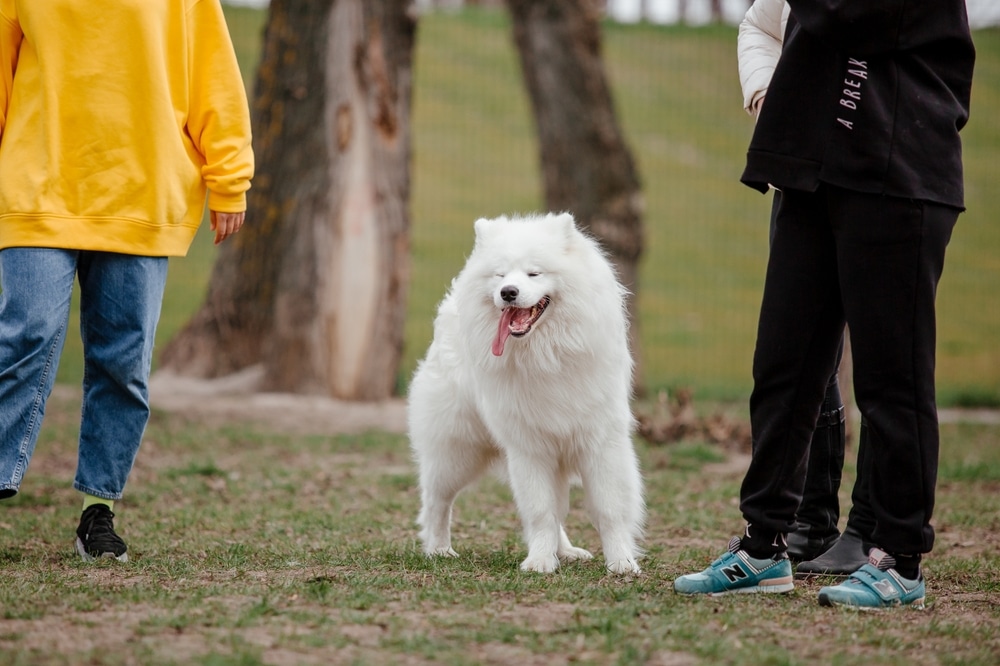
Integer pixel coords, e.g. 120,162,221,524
0,249,168,500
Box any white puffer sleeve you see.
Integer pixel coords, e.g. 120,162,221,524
737,0,789,116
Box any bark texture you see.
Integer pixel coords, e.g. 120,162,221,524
505,0,647,390
160,0,416,400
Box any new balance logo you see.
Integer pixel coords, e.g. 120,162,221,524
872,579,899,599
721,564,748,583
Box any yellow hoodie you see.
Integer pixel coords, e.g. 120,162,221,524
0,0,254,257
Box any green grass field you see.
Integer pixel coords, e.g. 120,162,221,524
51,7,1000,404
1,390,997,664
6,11,997,663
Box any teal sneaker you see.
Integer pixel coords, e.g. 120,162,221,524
674,537,794,596
818,548,925,609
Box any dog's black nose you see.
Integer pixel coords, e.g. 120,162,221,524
501,286,519,303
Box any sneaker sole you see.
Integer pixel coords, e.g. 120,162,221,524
794,571,850,581
75,537,128,563
818,594,925,610
708,579,795,596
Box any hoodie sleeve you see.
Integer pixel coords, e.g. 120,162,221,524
737,0,788,115
186,0,254,213
0,1,22,143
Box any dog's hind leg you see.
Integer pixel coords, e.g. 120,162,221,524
558,526,593,563
416,438,497,558
554,471,593,563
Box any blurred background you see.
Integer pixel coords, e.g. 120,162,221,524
57,1,1000,406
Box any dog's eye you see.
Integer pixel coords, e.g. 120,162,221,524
495,273,505,278
528,272,541,278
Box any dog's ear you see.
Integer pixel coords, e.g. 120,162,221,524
473,215,513,246
550,211,576,232
473,217,494,247
550,212,577,244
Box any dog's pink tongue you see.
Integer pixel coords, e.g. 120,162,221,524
492,308,516,356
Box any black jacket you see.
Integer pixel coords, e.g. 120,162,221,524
742,0,976,209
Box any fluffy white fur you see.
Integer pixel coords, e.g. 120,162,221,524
408,212,645,574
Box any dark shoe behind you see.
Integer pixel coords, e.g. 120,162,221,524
795,526,867,578
76,504,129,562
786,527,839,562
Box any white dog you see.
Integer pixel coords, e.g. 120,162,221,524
408,212,644,574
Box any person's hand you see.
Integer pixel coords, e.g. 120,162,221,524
210,210,245,245
753,94,766,118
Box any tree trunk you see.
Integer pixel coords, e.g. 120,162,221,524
160,0,415,400
505,0,647,392
710,0,724,22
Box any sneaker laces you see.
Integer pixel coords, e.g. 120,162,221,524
78,505,127,557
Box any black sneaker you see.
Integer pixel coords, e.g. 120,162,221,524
75,504,129,562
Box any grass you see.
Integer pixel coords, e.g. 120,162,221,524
0,391,998,664
48,8,1000,404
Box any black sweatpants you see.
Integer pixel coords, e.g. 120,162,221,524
740,184,957,557
770,190,848,541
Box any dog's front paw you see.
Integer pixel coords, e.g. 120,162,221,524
425,546,459,558
520,553,560,573
558,546,594,562
606,558,641,575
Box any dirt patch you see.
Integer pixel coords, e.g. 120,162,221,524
147,366,408,436
144,368,994,440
